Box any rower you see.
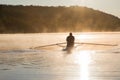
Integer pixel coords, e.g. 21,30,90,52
66,32,75,49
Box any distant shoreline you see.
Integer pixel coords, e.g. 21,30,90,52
0,5,120,33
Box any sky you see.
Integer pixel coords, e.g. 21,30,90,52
1,0,120,18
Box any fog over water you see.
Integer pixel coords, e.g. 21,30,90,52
0,32,120,80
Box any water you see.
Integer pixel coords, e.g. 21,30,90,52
0,32,120,80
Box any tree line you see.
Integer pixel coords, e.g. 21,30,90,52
0,5,120,33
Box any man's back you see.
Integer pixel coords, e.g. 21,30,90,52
67,35,74,43
66,33,75,47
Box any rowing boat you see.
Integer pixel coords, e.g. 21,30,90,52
30,42,118,53
62,46,74,53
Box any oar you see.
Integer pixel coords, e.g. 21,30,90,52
30,42,66,49
75,42,118,46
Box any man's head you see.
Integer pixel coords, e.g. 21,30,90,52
69,32,72,36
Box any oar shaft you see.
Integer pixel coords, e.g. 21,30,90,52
32,42,66,49
30,42,117,49
76,42,117,46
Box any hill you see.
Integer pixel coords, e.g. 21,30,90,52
0,5,120,33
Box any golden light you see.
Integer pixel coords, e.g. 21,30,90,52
75,33,92,43
77,34,92,40
74,50,92,80
74,50,91,64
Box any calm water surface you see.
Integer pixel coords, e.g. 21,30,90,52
0,32,120,80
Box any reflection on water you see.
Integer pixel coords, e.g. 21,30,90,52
0,33,120,80
80,51,91,80
0,50,93,80
74,50,92,80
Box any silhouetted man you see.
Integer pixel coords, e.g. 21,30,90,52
66,32,75,48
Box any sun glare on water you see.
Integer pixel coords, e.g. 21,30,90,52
74,50,93,80
75,33,97,43
77,33,93,40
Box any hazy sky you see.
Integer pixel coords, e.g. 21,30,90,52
1,0,120,18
